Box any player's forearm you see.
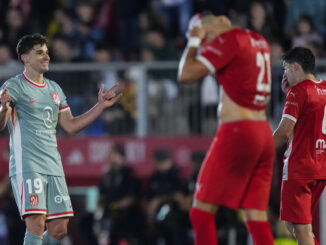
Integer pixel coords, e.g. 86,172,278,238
66,103,105,135
273,129,289,153
178,46,200,83
0,106,10,131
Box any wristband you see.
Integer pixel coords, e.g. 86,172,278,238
187,37,201,48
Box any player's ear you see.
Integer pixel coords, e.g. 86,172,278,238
293,62,301,71
21,54,27,64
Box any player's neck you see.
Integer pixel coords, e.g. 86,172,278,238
305,74,318,83
23,69,44,85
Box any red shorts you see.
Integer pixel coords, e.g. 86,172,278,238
194,121,274,210
281,179,326,223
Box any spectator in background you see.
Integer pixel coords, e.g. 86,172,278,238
152,0,193,38
50,35,77,63
96,143,144,245
246,0,277,41
92,42,119,91
47,35,91,119
291,15,324,53
145,148,187,245
284,0,326,38
1,7,28,57
46,8,77,45
143,28,179,62
0,43,22,81
115,0,144,60
269,38,286,61
73,1,104,61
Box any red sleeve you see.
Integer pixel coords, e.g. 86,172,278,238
282,85,307,123
197,33,238,74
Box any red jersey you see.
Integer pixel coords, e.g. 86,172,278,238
197,28,271,110
282,79,326,180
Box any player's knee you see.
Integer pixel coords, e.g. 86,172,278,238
293,223,313,239
51,225,68,240
243,209,268,221
284,221,296,238
25,215,46,235
190,207,215,229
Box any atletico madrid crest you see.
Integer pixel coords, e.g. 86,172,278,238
51,93,60,106
30,195,39,206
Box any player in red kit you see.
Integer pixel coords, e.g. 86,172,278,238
273,47,326,245
178,13,274,245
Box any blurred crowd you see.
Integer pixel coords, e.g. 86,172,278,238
1,0,326,64
0,0,326,136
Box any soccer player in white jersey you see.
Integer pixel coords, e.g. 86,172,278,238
0,33,121,245
274,47,326,245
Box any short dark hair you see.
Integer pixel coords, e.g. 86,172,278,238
153,148,171,162
16,33,48,63
282,47,315,74
111,143,125,157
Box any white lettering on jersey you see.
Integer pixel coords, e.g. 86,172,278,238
54,195,70,204
316,138,326,154
42,106,54,128
316,87,326,95
250,38,267,48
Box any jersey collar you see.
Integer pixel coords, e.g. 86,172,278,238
22,73,46,88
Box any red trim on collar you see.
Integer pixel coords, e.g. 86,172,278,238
22,73,46,88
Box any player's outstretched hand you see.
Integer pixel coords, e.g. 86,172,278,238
0,88,11,110
98,84,122,109
281,74,290,94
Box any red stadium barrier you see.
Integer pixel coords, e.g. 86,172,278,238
0,136,212,186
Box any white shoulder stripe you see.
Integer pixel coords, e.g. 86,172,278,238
197,56,216,74
282,114,297,123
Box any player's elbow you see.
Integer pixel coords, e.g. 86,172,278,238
178,71,195,83
66,128,78,136
63,125,78,136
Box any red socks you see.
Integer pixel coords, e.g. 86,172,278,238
246,221,274,245
190,208,218,245
314,237,319,245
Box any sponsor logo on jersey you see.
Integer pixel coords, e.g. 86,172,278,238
30,195,39,206
315,86,326,95
316,138,326,154
54,195,70,204
204,45,222,56
285,101,298,107
29,99,38,103
250,38,267,48
51,93,60,106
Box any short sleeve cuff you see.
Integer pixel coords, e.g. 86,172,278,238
197,55,216,74
282,114,297,123
59,106,70,112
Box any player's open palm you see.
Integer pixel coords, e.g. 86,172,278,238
98,84,122,108
0,88,11,110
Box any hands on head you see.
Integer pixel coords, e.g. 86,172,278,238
98,83,122,109
187,14,206,41
0,88,11,110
